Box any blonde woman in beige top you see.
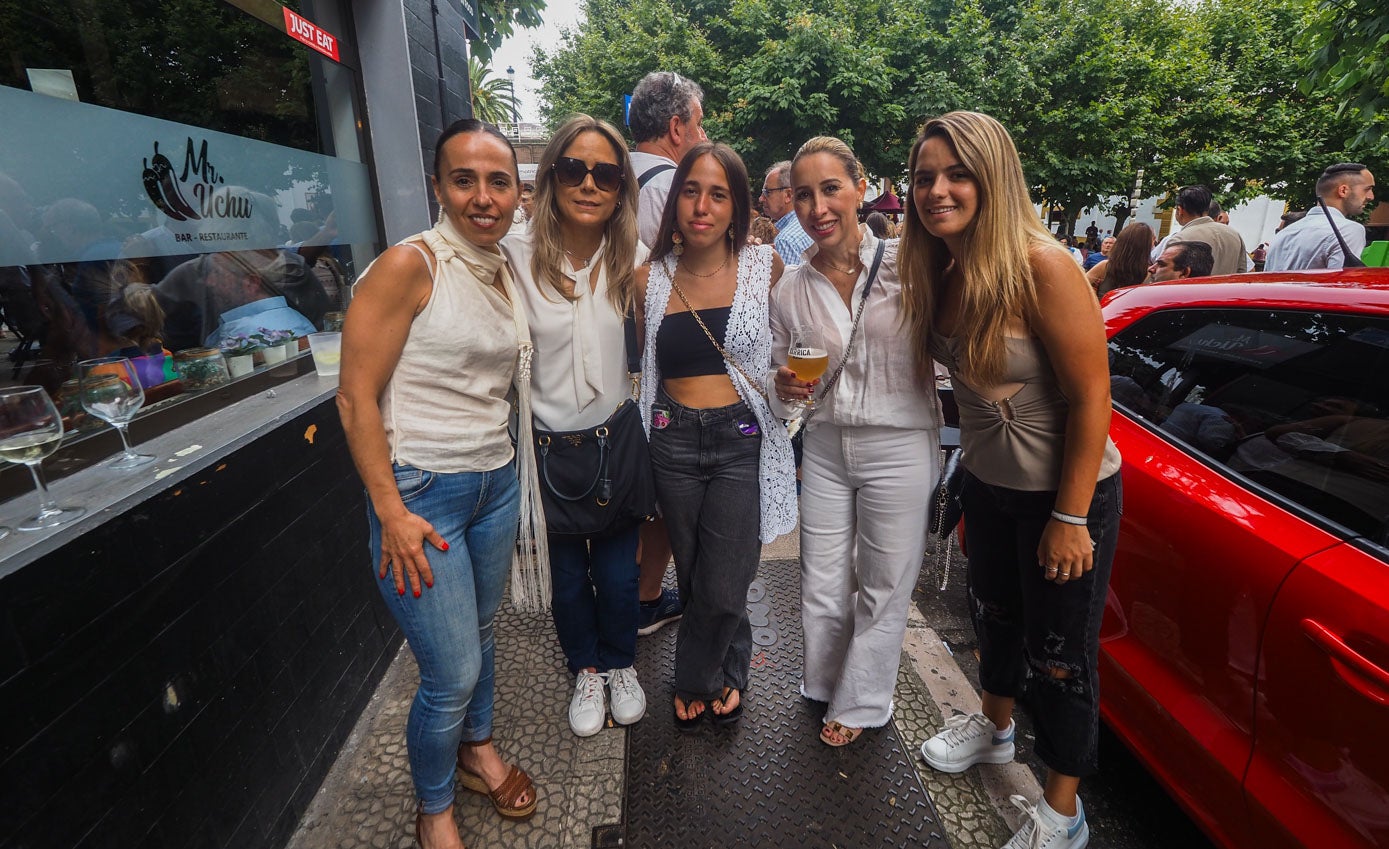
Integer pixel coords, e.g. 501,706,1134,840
901,112,1121,849
769,137,942,749
338,120,537,849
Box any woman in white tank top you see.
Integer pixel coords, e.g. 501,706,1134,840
338,121,538,849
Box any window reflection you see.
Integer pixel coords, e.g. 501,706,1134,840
1110,308,1389,545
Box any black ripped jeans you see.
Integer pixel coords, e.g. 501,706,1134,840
962,471,1122,777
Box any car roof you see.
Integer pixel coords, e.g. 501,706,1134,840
1101,269,1389,331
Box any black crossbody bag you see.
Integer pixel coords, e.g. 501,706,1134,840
532,312,656,538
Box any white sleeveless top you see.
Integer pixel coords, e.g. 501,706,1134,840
369,228,522,474
638,243,797,543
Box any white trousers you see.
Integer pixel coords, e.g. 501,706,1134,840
800,423,939,728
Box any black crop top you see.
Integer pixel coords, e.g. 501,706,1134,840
657,307,732,378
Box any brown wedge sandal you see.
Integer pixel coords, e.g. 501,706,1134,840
455,739,538,819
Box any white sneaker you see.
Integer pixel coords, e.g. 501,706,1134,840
569,669,608,737
607,666,647,725
1001,795,1088,849
920,712,1016,773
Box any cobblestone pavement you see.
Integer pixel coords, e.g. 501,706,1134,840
286,530,1034,849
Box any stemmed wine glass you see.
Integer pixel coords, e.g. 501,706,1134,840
77,357,157,469
0,386,85,531
787,325,829,412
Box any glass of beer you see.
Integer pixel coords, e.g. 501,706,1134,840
788,326,829,410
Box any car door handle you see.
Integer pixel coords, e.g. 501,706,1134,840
1301,619,1389,706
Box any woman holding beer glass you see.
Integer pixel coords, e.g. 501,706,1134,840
770,136,942,747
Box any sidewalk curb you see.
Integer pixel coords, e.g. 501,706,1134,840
902,602,1042,840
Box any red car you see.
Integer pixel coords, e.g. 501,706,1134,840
1099,270,1389,849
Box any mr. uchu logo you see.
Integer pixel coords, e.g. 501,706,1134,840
142,138,252,241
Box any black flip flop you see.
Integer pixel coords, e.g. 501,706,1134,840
711,689,743,726
674,697,705,731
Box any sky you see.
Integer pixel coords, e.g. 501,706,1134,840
489,1,586,123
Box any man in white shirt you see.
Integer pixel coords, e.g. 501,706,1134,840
628,71,707,246
762,161,812,265
627,71,707,633
1264,163,1376,271
1153,185,1249,275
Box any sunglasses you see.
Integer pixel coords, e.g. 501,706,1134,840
553,157,624,193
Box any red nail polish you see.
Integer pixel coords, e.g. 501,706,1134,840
413,588,421,598
426,580,434,589
398,586,405,596
441,541,450,552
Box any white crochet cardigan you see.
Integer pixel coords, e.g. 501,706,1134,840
639,243,797,543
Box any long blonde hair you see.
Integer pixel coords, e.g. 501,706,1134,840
530,114,639,313
899,111,1065,387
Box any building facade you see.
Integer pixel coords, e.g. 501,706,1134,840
0,2,483,846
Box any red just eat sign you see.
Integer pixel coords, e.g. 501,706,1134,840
282,7,340,62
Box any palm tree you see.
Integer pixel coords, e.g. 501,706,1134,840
469,57,520,126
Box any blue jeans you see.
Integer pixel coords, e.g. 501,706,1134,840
647,389,763,702
367,460,520,815
962,471,1122,777
548,525,641,674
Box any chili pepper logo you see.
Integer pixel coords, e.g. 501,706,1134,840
141,141,201,221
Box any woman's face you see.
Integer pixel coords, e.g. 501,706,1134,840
912,135,980,248
553,130,622,233
433,131,518,247
791,152,867,254
675,153,734,252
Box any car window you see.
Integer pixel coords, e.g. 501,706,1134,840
1109,308,1389,545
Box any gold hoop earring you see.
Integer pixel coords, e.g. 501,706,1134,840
672,230,684,257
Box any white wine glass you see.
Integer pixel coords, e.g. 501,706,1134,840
77,357,157,469
0,386,85,531
787,325,829,412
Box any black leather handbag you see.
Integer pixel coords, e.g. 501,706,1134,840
929,447,966,540
532,314,656,538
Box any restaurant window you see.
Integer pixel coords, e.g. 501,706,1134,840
0,0,379,485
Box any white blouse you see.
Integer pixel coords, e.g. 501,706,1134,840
767,228,942,432
503,230,634,432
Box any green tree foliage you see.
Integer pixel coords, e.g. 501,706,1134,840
470,0,547,64
532,0,1383,218
469,57,521,125
1300,0,1389,151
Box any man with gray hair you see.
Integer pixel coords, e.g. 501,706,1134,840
628,71,706,246
630,72,705,245
628,71,707,635
762,161,812,265
1265,162,1377,271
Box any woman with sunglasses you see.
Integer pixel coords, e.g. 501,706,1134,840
901,112,1121,849
501,115,649,739
769,137,943,748
636,142,796,728
338,119,537,849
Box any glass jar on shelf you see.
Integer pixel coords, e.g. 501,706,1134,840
173,347,230,391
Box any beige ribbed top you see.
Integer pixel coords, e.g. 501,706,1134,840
930,333,1121,491
374,225,521,474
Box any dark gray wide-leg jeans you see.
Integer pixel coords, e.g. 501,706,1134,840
648,387,763,703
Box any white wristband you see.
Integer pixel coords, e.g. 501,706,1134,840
1050,509,1088,526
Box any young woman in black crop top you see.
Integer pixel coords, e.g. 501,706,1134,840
635,142,792,731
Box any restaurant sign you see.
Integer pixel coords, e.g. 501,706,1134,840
283,8,340,62
0,85,374,266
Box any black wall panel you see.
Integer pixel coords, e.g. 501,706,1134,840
0,399,400,849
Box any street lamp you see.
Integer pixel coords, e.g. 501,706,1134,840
505,65,518,135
